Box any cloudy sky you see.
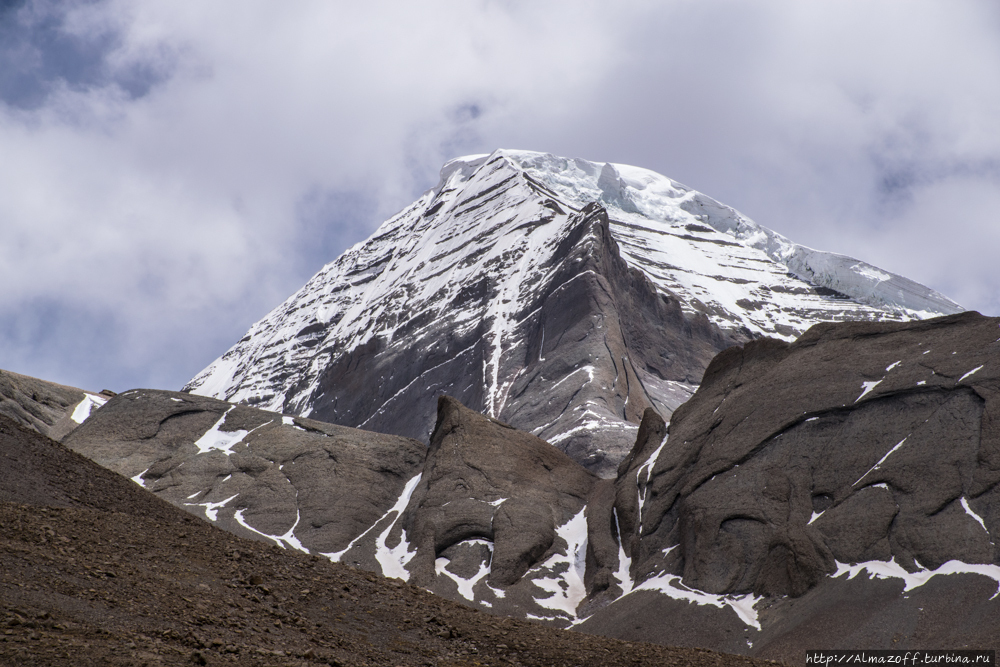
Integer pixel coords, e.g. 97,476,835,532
2,0,998,393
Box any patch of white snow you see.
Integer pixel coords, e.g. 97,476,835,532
373,474,423,581
435,539,494,601
70,393,108,424
854,437,908,486
961,497,988,533
637,434,668,524
194,408,249,456
959,365,984,382
855,379,883,403
130,467,150,488
186,493,239,522
627,573,762,629
233,507,308,553
834,559,1000,599
530,509,589,618
612,509,633,595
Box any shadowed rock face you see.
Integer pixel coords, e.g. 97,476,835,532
62,389,606,622
614,311,1000,599
3,412,778,667
300,203,734,478
573,312,1000,658
383,396,601,620
494,203,733,475
401,396,597,588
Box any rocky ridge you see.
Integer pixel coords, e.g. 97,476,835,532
59,311,1000,662
580,310,1000,661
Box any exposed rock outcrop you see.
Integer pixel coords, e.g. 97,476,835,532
617,311,1000,599
401,396,596,588
62,389,425,556
0,368,103,441
3,414,773,667
579,311,1000,659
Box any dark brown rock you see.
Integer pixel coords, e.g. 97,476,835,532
401,396,596,590
62,389,426,556
1,412,773,667
615,311,1000,599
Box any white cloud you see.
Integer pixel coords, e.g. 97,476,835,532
1,0,998,391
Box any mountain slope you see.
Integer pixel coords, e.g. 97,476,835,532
61,312,1000,660
184,150,961,474
3,413,773,667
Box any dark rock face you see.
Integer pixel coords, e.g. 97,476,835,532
303,202,734,478
390,396,597,619
572,311,1000,657
62,389,605,622
0,413,179,520
619,311,1000,600
403,397,596,587
63,389,425,557
493,204,733,476
3,412,774,667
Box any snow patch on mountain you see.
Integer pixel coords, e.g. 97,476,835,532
834,559,1000,599
527,509,589,620
70,393,108,424
184,149,961,455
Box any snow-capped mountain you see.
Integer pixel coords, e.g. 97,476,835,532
184,150,961,475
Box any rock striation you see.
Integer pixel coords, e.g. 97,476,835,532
581,310,1000,660
3,414,771,667
620,310,1000,598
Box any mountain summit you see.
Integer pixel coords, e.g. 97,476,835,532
184,150,961,475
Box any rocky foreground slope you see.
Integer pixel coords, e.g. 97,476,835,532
184,150,961,476
59,311,1000,662
1,414,775,667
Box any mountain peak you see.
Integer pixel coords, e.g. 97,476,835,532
185,150,960,475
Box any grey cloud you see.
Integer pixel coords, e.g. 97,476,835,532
0,0,171,109
2,0,998,394
482,1,1000,313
